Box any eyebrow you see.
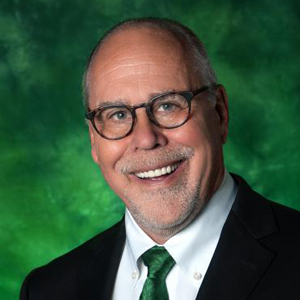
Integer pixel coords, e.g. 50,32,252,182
95,100,128,109
149,89,178,98
95,89,181,109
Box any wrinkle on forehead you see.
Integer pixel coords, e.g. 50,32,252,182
95,53,179,73
91,72,190,106
94,47,182,73
91,63,187,92
93,87,184,109
91,44,187,80
90,27,188,76
88,27,196,107
92,60,183,82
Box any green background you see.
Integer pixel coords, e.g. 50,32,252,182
1,0,299,299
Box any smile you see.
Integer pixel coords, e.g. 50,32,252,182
134,162,180,179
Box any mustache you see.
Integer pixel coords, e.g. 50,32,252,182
115,145,194,174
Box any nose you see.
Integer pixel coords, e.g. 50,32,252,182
130,109,167,151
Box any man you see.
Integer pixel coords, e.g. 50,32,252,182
20,17,300,300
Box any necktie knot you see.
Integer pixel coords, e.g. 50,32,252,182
142,246,175,279
139,246,175,300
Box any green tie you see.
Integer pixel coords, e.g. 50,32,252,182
139,246,175,300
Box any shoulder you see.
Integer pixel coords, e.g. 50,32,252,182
35,217,125,275
269,199,300,228
232,173,300,244
265,200,300,249
20,218,125,300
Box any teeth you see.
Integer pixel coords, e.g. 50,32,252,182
135,163,179,179
155,169,162,176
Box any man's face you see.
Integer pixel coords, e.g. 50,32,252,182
88,28,229,241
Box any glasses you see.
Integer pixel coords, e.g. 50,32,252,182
85,84,217,140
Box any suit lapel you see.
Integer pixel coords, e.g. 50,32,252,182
196,175,278,300
77,218,126,300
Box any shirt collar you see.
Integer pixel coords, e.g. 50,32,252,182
125,170,237,276
164,170,237,277
125,207,156,270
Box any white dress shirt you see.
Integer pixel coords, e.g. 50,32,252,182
112,171,237,300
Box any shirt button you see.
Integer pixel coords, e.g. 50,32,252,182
132,271,138,279
193,272,202,280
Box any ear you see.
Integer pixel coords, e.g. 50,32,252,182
214,85,229,144
88,124,100,164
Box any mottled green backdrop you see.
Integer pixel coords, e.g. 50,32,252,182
1,0,299,299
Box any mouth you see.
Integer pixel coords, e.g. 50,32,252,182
134,161,181,179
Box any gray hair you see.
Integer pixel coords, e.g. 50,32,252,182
82,17,218,110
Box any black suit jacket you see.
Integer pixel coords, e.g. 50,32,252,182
20,175,300,299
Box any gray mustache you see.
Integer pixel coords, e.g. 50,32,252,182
115,146,194,174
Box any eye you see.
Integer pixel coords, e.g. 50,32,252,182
157,102,177,112
102,107,132,124
153,94,187,114
110,110,128,120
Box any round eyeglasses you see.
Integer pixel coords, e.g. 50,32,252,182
85,84,217,140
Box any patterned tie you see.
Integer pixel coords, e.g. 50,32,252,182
139,246,175,300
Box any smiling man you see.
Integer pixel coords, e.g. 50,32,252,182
21,18,300,300
86,22,228,246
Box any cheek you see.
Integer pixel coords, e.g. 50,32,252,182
166,112,222,167
93,138,130,200
166,117,211,148
94,137,127,177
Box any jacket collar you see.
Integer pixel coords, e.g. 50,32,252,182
196,174,279,300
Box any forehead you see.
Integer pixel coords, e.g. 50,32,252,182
88,27,197,108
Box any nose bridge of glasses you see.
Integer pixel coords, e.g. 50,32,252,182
132,102,148,111
132,101,157,124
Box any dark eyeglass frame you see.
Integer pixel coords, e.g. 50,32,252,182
85,83,218,140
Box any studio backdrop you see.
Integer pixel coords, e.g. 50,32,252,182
0,1,299,299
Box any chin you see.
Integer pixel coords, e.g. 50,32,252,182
128,191,204,239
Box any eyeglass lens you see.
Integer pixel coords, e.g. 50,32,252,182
94,93,190,139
